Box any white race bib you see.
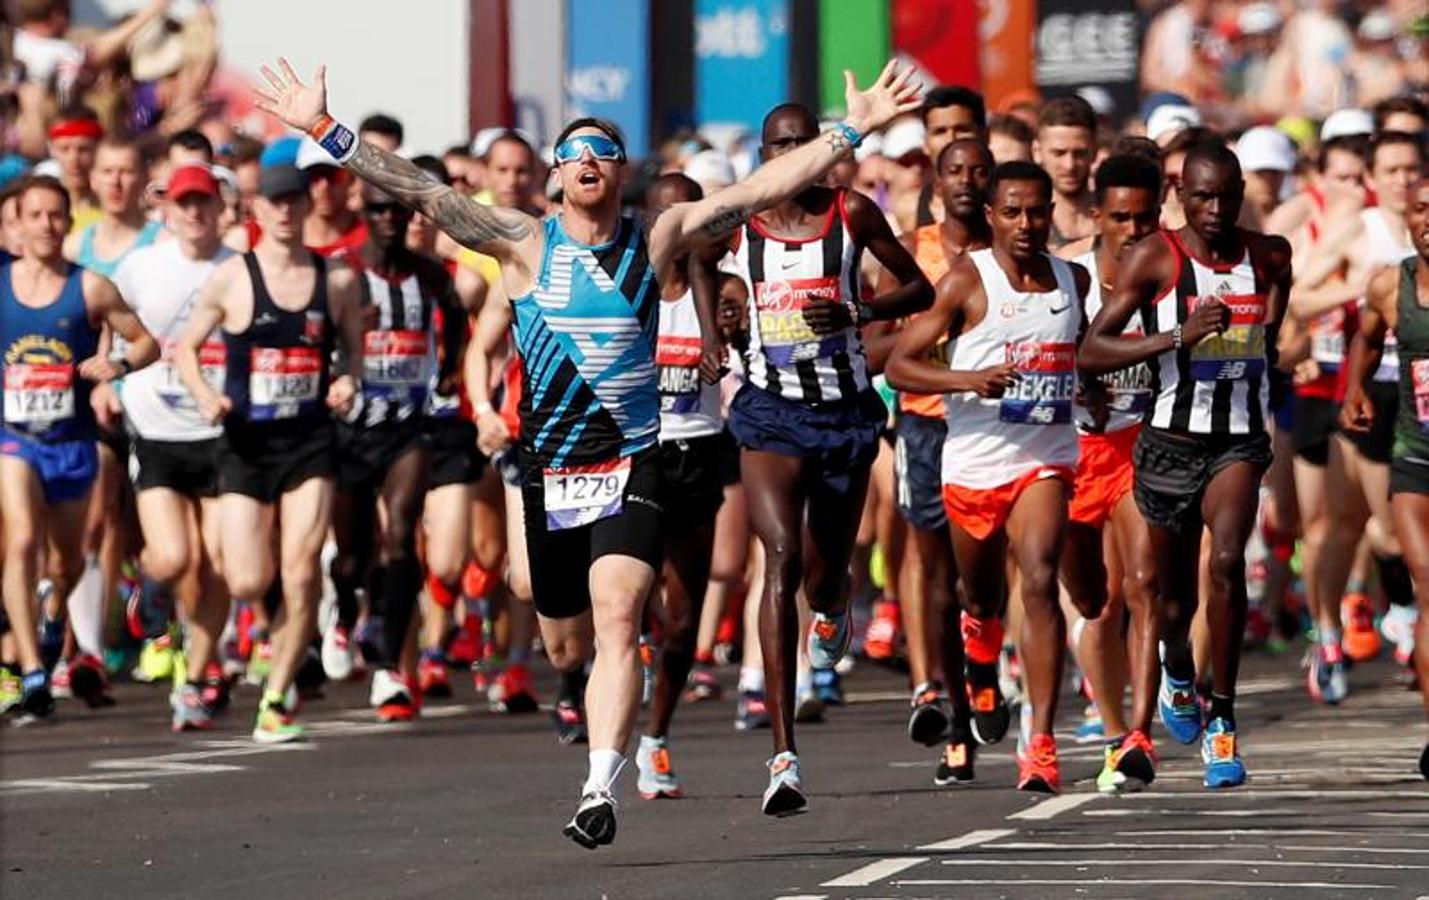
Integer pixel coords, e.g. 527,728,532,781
4,362,75,429
542,457,632,531
248,346,321,421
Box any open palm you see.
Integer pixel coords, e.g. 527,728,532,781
843,60,922,135
253,58,329,133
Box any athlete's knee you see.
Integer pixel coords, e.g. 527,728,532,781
545,633,590,671
762,536,802,592
279,561,322,606
1205,543,1246,592
142,542,192,586
47,551,85,595
1018,557,1062,613
1121,564,1158,616
471,531,503,572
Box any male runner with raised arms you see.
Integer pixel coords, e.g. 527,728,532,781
110,165,237,731
1341,175,1429,780
1,175,158,719
728,101,932,815
869,138,992,783
887,161,1092,793
174,164,364,744
1080,143,1292,788
252,55,921,843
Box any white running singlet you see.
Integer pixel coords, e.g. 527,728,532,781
656,288,723,441
1073,248,1151,434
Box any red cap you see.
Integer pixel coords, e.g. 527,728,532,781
167,165,221,201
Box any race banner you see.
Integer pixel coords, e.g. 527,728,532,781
1034,0,1142,120
694,0,791,132
566,0,652,152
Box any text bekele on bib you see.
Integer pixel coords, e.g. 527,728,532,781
248,345,321,421
542,456,632,531
1188,293,1267,381
157,339,226,410
756,277,847,366
656,334,703,414
1001,341,1075,425
363,329,429,403
4,362,74,433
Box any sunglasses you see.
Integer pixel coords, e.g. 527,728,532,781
554,134,625,164
364,201,407,216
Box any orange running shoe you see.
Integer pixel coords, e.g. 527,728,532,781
960,612,1004,666
864,601,901,661
1341,593,1382,662
1017,733,1060,793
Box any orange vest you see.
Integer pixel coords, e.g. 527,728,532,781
899,224,953,418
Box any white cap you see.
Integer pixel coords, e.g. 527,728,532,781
683,149,735,192
472,126,538,160
853,131,883,163
1235,126,1297,173
1146,104,1202,143
1076,86,1115,118
880,117,926,162
1320,108,1374,141
296,137,338,170
32,159,62,179
1358,8,1397,42
1238,2,1282,36
210,164,239,194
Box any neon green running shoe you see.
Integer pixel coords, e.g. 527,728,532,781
253,691,304,744
1096,742,1124,793
132,634,175,683
0,668,21,715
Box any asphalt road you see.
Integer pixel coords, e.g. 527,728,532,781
3,649,1427,900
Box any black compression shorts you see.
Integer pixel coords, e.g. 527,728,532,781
1132,427,1272,533
219,424,335,504
132,436,220,497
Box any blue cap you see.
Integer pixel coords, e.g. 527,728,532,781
259,135,303,169
1140,92,1192,124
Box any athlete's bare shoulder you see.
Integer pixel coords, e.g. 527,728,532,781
1244,229,1293,277
1055,234,1094,261
1063,258,1092,298
1118,229,1177,290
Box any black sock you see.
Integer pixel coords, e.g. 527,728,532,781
1375,553,1415,608
559,667,587,705
380,557,422,668
1209,692,1235,729
1163,641,1195,683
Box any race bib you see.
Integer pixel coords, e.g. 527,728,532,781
1000,342,1075,425
248,346,321,421
1104,329,1153,415
3,362,74,431
1308,308,1345,373
156,339,226,410
656,334,703,414
1412,360,1429,431
756,277,847,367
1189,293,1267,382
363,330,429,401
542,457,631,531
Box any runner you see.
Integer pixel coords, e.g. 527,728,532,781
109,164,236,730
1034,97,1098,247
1079,142,1293,789
870,138,992,784
887,161,1091,793
46,107,103,234
1341,175,1429,780
1,174,158,719
912,86,987,227
1059,154,1165,792
173,163,364,744
329,180,465,722
252,55,921,842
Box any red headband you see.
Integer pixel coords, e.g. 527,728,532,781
47,119,104,142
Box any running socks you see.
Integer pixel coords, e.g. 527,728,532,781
738,666,765,694
559,667,589,705
960,612,1004,666
583,748,625,795
1375,553,1415,608
1209,692,1235,731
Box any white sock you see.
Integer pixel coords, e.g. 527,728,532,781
66,555,105,658
583,749,625,796
739,666,764,693
638,734,664,751
1320,626,1342,648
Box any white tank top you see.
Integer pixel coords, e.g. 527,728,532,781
942,249,1082,489
1363,208,1415,382
1074,248,1151,434
110,240,235,442
656,288,723,441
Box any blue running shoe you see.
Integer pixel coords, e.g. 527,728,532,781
39,616,65,672
1074,704,1105,744
1158,668,1203,745
1202,717,1246,788
811,667,843,705
808,611,852,670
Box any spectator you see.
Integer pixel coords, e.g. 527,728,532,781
1141,0,1219,102
46,102,101,231
1350,9,1406,108
987,113,1033,164
359,113,404,153
1278,0,1354,118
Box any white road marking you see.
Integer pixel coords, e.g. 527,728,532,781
982,841,1260,851
1278,845,1429,855
820,857,929,888
917,828,1015,851
1112,788,1429,801
1116,829,1429,838
896,878,1391,890
0,779,153,795
1008,793,1100,820
773,895,827,899
1085,808,1302,817
938,858,1429,871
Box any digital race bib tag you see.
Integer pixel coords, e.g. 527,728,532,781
1189,293,1266,382
1000,342,1075,425
542,457,632,531
248,346,321,421
3,362,74,432
755,277,847,366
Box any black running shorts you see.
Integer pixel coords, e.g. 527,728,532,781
335,419,425,493
1391,455,1429,496
657,432,732,527
1132,427,1272,533
521,447,663,620
423,417,484,488
894,411,948,532
219,423,335,504
1341,381,1397,465
1292,394,1338,467
132,436,221,497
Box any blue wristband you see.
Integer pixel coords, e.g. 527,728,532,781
835,121,864,150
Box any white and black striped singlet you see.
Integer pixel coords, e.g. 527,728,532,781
353,264,444,429
729,190,868,405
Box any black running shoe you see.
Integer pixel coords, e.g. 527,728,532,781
563,791,617,849
965,661,1009,745
19,669,54,718
933,738,976,786
907,682,951,747
552,699,588,745
1420,742,1429,781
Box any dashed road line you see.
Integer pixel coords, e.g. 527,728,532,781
820,857,929,888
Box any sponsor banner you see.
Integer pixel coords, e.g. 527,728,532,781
980,0,1036,111
818,0,889,115
695,0,790,131
891,0,980,90
566,0,651,152
1035,0,1142,119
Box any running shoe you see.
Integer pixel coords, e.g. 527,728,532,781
635,736,682,799
321,624,355,682
808,609,853,669
1098,729,1157,793
68,653,113,708
235,605,256,662
370,669,418,723
39,614,64,672
965,661,1010,745
200,663,230,715
19,669,54,718
417,651,451,699
245,639,273,687
639,635,656,708
863,600,900,662
735,690,770,732
1341,592,1381,662
1017,733,1060,793
563,790,617,849
794,688,825,723
252,694,303,744
171,683,215,732
1074,703,1105,744
1308,642,1348,705
1381,604,1418,668
0,667,20,715
494,663,540,714
762,751,807,816
1420,743,1429,781
1158,668,1203,744
812,666,844,705
447,613,483,667
1202,717,1246,788
907,682,951,747
684,667,721,703
933,720,976,786
50,657,72,699
552,699,588,745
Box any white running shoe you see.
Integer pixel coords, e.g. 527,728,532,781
322,624,355,682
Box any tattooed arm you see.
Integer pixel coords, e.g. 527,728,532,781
647,61,923,277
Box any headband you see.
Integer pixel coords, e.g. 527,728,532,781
48,119,105,142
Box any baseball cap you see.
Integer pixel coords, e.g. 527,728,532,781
296,137,340,171
683,149,735,191
1238,2,1282,36
259,135,303,169
1358,9,1397,42
1146,104,1203,143
167,164,221,201
1140,91,1192,124
1320,108,1374,141
1235,126,1297,173
880,118,927,162
1076,86,1116,118
258,165,308,199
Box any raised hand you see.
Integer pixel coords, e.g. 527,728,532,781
252,58,329,133
843,60,923,135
